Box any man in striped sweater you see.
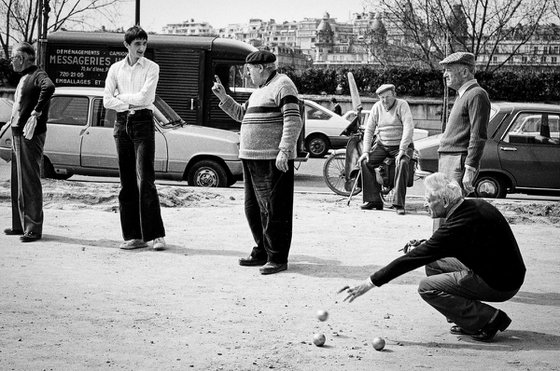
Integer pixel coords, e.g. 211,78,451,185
212,50,303,275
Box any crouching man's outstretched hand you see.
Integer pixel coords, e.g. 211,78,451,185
339,279,375,303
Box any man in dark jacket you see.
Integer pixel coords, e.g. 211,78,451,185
4,42,55,242
341,172,526,342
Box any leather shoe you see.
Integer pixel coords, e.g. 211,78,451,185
239,256,267,266
395,207,406,215
450,325,475,335
4,228,23,235
259,262,287,275
470,310,512,342
20,232,41,242
360,202,383,210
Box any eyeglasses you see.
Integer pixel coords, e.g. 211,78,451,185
10,55,23,62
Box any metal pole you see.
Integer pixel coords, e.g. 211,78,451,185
37,0,43,66
135,0,140,25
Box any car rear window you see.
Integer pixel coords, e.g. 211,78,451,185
48,96,88,126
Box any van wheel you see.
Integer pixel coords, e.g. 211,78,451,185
474,175,507,198
306,134,330,158
187,160,228,187
43,156,72,180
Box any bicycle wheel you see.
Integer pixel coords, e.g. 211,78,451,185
323,153,361,197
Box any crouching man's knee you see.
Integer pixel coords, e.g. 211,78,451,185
418,277,439,302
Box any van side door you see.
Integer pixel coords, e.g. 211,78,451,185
154,49,202,126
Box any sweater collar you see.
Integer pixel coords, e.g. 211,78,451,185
20,65,38,76
457,79,478,98
260,70,277,88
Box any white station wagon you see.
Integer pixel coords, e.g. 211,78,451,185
0,87,242,187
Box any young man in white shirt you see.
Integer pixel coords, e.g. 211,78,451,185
103,25,166,251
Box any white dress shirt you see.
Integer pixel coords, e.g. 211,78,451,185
103,55,159,113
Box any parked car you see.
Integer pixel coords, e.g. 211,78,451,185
342,109,430,142
415,102,560,198
0,87,243,187
303,99,351,157
304,102,429,158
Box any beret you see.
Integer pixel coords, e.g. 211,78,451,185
376,84,395,95
245,50,276,64
439,52,475,67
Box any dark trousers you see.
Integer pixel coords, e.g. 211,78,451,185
418,258,519,333
361,141,412,207
243,159,294,264
10,131,46,235
114,111,165,242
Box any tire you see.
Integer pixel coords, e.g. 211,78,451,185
474,175,507,198
42,156,72,180
323,152,361,197
187,160,228,187
306,134,330,158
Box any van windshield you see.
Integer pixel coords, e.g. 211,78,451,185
226,64,257,93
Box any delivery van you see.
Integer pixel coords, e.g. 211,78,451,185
46,31,256,131
45,31,307,159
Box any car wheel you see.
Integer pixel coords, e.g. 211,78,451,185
42,156,72,180
306,134,330,158
474,175,507,198
187,160,228,187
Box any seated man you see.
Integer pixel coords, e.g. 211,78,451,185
341,172,526,342
357,84,414,214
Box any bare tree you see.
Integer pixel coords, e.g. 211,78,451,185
0,0,120,58
365,0,552,72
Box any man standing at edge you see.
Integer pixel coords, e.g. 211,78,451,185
4,42,55,242
212,50,303,275
103,25,166,251
438,52,490,195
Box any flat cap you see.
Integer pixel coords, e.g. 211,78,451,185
375,84,395,95
439,52,475,67
245,50,276,64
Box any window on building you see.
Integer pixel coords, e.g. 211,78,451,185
552,57,558,64
541,56,547,63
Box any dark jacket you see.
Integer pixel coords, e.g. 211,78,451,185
11,65,55,136
370,199,526,291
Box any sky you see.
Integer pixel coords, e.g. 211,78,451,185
116,0,371,32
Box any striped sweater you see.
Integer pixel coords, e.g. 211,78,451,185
219,72,303,160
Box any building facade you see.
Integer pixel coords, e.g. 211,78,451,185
161,10,560,71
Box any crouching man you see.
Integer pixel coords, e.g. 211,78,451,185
341,172,526,342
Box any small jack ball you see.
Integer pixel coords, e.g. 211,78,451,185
372,337,385,351
316,309,329,322
313,333,326,347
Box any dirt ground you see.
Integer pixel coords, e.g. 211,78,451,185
0,176,559,370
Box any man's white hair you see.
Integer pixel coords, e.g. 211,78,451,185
424,172,463,204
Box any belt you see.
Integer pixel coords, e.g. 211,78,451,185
117,108,151,117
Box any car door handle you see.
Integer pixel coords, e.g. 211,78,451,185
500,146,517,151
